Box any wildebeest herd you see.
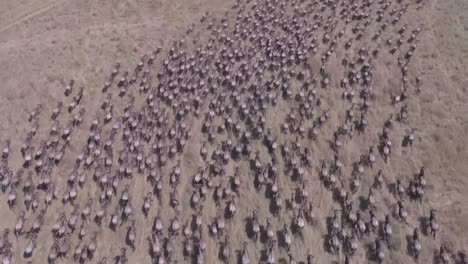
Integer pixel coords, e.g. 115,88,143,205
0,0,466,263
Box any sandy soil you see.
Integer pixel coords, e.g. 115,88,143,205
0,0,467,263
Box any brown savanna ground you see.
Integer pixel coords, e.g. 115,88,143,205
0,0,467,263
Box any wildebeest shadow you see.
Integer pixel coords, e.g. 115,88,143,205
146,237,155,259
23,251,32,258
257,228,268,245
253,176,262,191
406,235,415,258
387,183,397,198
291,170,301,182
109,221,117,231
359,196,369,211
114,255,123,264
290,223,304,240
365,242,377,262
163,237,174,260
294,188,304,203
268,198,278,216
217,242,227,262
224,203,234,219
331,188,342,204
418,216,429,236
402,136,411,147
259,249,268,263
190,242,201,264
325,216,334,233
248,160,257,175
433,248,442,264
190,214,199,232
322,233,333,254
244,217,255,240
235,250,243,264
276,230,287,250
372,49,379,57
265,183,275,198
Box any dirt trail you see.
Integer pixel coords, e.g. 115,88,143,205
0,0,64,33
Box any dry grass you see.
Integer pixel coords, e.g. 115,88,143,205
0,0,467,263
